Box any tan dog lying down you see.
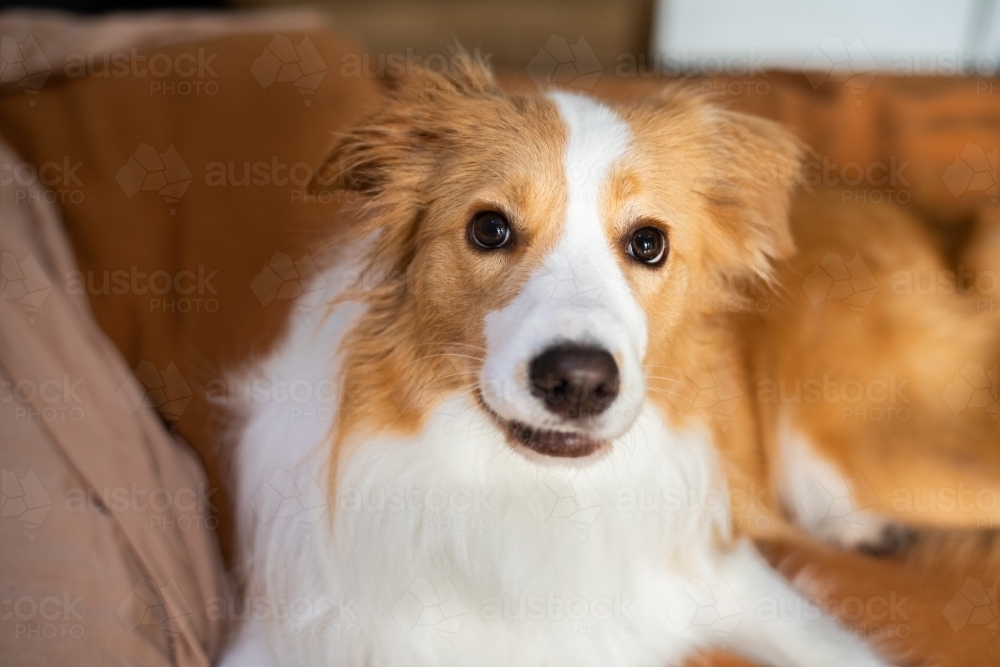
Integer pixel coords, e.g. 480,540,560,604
205,56,997,667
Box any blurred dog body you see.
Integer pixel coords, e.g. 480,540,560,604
754,191,1000,550
220,58,998,667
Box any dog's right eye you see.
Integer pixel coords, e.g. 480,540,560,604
469,211,512,249
627,226,667,265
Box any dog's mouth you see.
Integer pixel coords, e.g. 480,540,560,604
475,391,608,458
505,422,607,458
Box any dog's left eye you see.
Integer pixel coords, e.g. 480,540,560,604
469,211,512,249
627,226,667,265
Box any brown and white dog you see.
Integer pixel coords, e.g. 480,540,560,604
220,56,999,667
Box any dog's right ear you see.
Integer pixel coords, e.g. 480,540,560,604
310,52,496,274
643,86,802,282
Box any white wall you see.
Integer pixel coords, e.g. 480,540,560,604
652,0,1000,76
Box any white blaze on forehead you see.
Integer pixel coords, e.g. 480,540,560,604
543,91,646,345
480,91,648,435
551,89,632,225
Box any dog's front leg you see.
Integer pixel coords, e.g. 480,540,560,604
711,541,894,667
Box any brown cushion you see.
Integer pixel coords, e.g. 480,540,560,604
0,128,230,667
0,29,380,561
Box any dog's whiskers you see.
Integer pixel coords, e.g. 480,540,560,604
403,352,486,367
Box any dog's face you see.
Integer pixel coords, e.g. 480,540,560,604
319,58,799,460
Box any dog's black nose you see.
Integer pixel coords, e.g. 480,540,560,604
529,344,619,419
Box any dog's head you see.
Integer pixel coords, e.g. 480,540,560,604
317,55,800,460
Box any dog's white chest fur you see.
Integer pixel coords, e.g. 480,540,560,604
231,288,725,667
223,269,891,667
330,396,726,667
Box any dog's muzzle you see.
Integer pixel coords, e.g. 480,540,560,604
479,343,622,459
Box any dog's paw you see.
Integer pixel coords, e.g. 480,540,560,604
779,430,915,556
810,514,915,556
856,522,916,556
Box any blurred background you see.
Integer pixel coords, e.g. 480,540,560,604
0,2,997,666
3,0,999,74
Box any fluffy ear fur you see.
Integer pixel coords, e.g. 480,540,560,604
626,86,802,285
698,105,804,281
310,51,497,277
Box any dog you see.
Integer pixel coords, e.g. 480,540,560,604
219,55,999,667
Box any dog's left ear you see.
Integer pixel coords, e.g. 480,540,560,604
698,107,803,281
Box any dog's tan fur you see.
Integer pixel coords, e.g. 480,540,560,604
751,190,1000,532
